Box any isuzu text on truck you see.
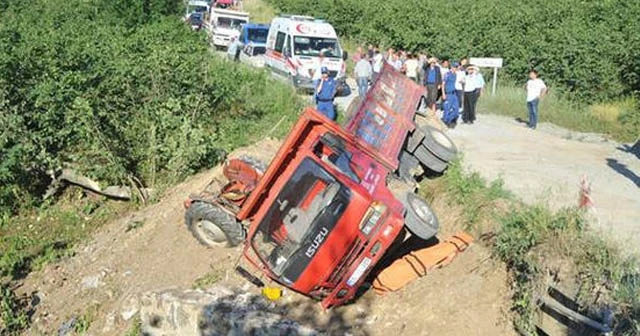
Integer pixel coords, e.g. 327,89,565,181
184,64,459,308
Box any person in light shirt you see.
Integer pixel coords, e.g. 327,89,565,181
524,69,547,129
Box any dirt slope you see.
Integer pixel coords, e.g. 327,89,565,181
20,138,514,336
446,114,640,254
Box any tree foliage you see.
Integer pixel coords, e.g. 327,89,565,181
267,0,640,102
0,0,301,215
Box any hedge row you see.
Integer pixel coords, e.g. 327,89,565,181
0,0,301,215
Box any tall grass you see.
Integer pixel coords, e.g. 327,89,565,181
243,0,277,23
478,83,638,143
421,159,640,334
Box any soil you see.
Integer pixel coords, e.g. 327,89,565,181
19,138,515,336
444,113,640,254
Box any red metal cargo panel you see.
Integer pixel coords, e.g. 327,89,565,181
345,63,426,170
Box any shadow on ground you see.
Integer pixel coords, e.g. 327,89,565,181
606,158,640,187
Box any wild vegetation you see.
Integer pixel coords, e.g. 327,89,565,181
421,160,640,334
0,0,301,333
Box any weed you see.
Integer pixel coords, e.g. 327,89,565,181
193,267,224,289
124,315,142,336
0,283,28,335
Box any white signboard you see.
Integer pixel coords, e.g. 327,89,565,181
470,57,503,68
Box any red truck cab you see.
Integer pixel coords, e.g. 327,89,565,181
237,109,407,307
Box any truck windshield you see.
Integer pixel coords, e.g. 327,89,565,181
252,158,350,284
217,17,246,29
247,28,268,44
293,36,342,58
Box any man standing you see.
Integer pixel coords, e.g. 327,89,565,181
423,57,442,112
354,53,373,98
441,64,459,128
453,62,465,112
316,67,337,120
312,51,327,88
524,69,547,129
372,49,384,81
462,66,479,124
404,53,419,83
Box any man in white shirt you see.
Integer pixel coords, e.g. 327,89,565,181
454,62,465,112
354,53,373,98
404,53,419,83
524,69,547,129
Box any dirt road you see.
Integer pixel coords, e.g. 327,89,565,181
445,113,640,253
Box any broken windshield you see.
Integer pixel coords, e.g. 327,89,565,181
252,158,350,284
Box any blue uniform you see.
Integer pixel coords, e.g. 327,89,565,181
442,71,459,125
316,77,337,120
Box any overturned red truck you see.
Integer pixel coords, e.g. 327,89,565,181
184,63,459,308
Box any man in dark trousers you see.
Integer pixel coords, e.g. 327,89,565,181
315,67,337,120
423,57,442,112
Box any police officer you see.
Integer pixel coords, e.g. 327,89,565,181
315,66,337,120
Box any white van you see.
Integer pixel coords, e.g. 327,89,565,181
264,15,348,91
205,8,250,49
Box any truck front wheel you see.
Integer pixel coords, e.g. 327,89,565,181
185,202,245,247
403,192,439,240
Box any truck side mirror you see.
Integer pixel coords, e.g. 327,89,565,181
342,51,348,61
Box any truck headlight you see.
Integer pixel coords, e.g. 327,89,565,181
359,202,386,235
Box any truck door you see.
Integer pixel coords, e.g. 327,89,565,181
283,35,294,77
272,31,287,76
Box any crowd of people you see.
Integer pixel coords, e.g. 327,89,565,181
351,45,487,128
315,44,548,130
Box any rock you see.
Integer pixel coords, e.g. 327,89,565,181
139,286,317,336
80,275,103,289
121,296,140,321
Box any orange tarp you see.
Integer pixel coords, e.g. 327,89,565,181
372,232,474,295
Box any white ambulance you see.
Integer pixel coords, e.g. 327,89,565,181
264,15,348,92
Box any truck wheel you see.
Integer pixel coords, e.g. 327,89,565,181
413,145,448,173
403,192,439,240
185,202,245,247
398,151,422,182
420,126,458,162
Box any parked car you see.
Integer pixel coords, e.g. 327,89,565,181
227,23,269,67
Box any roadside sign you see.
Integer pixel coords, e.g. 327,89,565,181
469,57,504,96
469,57,503,68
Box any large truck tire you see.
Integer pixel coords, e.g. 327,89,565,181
185,202,245,247
413,145,448,173
402,192,439,241
420,126,457,162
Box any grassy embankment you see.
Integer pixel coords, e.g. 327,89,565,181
0,0,302,333
420,160,640,334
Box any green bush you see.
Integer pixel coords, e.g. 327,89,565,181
267,0,640,103
0,0,302,216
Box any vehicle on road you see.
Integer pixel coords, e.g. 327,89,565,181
264,15,348,92
184,64,458,308
183,0,209,31
205,8,249,49
227,23,270,67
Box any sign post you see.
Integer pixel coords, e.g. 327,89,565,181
469,57,503,96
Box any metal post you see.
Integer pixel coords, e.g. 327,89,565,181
492,67,498,96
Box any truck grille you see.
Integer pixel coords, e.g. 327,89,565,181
327,238,366,284
252,46,266,55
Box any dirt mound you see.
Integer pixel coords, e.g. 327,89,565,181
19,138,514,335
